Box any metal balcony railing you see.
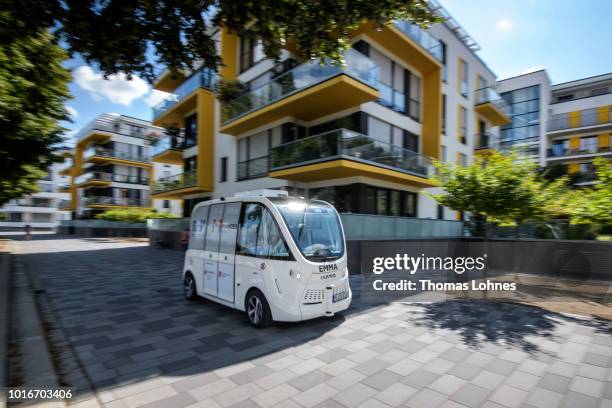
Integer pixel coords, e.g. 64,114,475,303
475,87,511,116
75,113,158,142
152,170,197,194
548,107,612,131
221,49,379,124
270,128,432,178
237,156,269,181
83,196,150,207
153,68,217,120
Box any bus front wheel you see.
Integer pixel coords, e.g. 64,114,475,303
183,273,198,301
245,289,272,328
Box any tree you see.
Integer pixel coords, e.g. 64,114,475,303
430,151,570,237
0,8,71,205
566,157,612,226
2,0,441,82
95,208,180,223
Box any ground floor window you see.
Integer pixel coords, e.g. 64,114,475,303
309,183,417,217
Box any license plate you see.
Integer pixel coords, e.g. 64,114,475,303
333,291,348,303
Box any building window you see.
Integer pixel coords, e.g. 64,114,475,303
407,71,421,121
458,153,467,167
163,200,170,209
441,145,447,162
500,85,541,156
458,106,467,144
440,40,447,82
557,94,574,103
580,136,597,153
437,205,444,220
370,46,407,114
403,130,419,152
237,131,269,180
442,94,447,135
184,114,197,147
459,59,468,97
239,36,264,72
220,157,228,182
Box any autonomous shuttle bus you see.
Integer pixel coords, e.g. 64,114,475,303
182,190,351,328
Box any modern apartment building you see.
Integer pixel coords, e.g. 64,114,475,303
0,153,72,230
545,73,612,184
61,114,182,219
498,71,612,182
150,0,511,221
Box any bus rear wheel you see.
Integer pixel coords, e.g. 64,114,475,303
246,289,272,328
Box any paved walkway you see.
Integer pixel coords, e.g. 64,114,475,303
10,236,612,408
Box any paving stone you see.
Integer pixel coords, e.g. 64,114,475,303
407,388,447,408
332,383,378,407
525,388,564,408
561,391,599,408
374,383,418,406
447,362,482,381
487,384,528,408
451,383,491,407
361,369,402,391
288,370,331,392
570,376,604,398
291,383,338,408
538,373,572,394
429,374,467,396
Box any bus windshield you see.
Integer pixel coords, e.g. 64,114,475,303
272,199,344,262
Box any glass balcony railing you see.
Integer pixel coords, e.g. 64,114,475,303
58,199,71,209
548,107,612,132
152,170,197,194
475,87,511,116
237,156,269,181
84,146,149,162
83,196,150,207
394,21,443,61
271,128,432,178
547,146,611,158
75,171,112,185
152,133,186,157
153,68,217,120
222,49,379,124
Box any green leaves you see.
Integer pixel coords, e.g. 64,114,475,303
566,157,612,225
430,151,572,227
2,0,440,82
0,9,70,205
95,208,180,223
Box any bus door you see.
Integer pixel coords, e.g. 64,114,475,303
203,204,223,296
217,202,240,302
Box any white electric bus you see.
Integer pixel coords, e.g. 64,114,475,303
182,190,351,328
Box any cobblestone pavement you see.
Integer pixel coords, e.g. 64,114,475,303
13,236,612,408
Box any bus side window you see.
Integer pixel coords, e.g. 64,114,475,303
237,203,261,256
205,204,224,252
190,206,209,250
257,208,291,260
219,202,241,254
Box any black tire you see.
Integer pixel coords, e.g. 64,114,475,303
245,289,273,328
183,272,198,301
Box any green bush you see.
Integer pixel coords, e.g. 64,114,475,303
95,208,179,223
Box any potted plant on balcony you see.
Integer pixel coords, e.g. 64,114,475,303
216,80,252,121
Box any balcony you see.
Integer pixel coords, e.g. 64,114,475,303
83,196,151,208
393,21,443,62
474,87,511,126
75,171,113,188
547,146,611,159
268,129,434,187
220,49,379,136
151,133,186,165
237,156,269,181
474,132,499,153
151,170,198,199
75,113,158,146
58,199,72,210
548,106,612,132
152,68,216,123
84,145,150,167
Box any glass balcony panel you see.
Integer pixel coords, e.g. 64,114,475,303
548,107,612,131
222,49,379,124
270,129,432,178
83,196,150,207
475,87,510,116
153,68,217,120
152,133,185,157
84,145,149,162
237,156,269,180
394,21,443,61
152,170,197,194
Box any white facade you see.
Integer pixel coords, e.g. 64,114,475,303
166,6,508,222
0,155,72,230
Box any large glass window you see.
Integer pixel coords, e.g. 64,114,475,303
237,203,291,259
580,136,597,153
184,114,197,147
240,36,265,72
273,199,344,261
189,205,209,250
460,59,468,97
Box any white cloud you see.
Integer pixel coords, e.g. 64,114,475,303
66,106,79,120
520,65,545,75
495,19,513,32
73,66,150,106
145,89,170,107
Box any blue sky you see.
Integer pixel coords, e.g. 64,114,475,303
61,0,612,144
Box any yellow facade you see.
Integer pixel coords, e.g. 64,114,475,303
568,111,581,128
